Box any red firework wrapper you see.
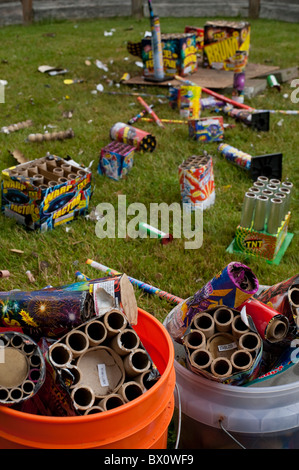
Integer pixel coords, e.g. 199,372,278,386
178,154,215,210
110,122,156,152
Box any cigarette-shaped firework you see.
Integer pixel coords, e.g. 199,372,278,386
27,129,74,142
217,143,282,181
178,153,215,210
110,122,156,152
128,105,153,125
164,261,259,342
239,297,290,343
0,331,45,405
267,74,281,91
138,221,173,244
1,119,33,134
137,96,164,128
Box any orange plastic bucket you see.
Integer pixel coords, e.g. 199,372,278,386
0,308,175,449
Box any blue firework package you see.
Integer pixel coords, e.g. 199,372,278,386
188,116,224,142
1,154,92,231
98,141,135,181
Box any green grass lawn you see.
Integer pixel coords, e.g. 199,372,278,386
0,15,298,327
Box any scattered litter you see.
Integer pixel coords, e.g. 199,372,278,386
1,119,33,134
85,60,92,66
26,270,36,283
96,83,104,92
277,119,284,126
0,270,10,278
27,129,74,142
64,79,84,85
135,61,143,68
95,59,108,72
38,65,68,75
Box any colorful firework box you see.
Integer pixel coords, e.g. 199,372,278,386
233,212,291,263
178,154,215,211
203,20,251,70
141,33,197,77
184,26,204,59
178,85,202,119
188,116,224,142
98,141,135,181
1,155,92,232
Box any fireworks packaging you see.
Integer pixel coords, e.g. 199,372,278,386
178,154,215,210
203,20,251,70
98,141,135,181
182,306,263,385
110,122,156,152
188,117,224,142
222,105,270,132
178,85,202,120
1,154,92,231
163,262,259,343
184,26,204,58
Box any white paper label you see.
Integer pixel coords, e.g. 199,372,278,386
218,342,237,352
97,364,109,387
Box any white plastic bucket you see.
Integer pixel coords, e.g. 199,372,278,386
174,354,299,449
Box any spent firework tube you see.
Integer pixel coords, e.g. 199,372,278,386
238,297,289,343
138,222,173,244
110,122,156,152
86,259,184,305
128,105,153,125
218,143,252,170
137,96,164,128
164,262,259,342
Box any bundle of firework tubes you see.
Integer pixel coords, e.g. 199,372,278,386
0,274,159,416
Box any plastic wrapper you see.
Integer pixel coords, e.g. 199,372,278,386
164,262,259,343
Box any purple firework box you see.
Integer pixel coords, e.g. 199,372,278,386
98,141,135,181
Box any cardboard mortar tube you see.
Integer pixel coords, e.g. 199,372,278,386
134,370,153,391
123,348,151,378
110,328,140,356
98,393,125,411
71,385,95,411
192,312,215,339
0,387,9,402
183,329,206,350
84,405,104,415
119,381,144,403
67,365,82,389
48,342,73,368
190,348,213,371
65,330,89,359
103,309,128,338
238,332,261,353
210,357,233,378
232,314,250,338
9,387,24,402
22,380,35,395
84,319,107,347
230,349,253,371
213,307,234,333
266,319,288,343
289,287,299,309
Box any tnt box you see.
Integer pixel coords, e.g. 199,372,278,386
141,33,197,77
98,141,135,181
1,154,92,231
232,212,292,263
203,20,251,70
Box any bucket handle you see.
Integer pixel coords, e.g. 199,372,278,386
174,383,182,449
218,418,246,449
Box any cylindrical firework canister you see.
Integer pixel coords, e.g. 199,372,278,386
262,189,273,198
275,192,287,219
138,222,173,245
210,357,233,378
32,174,44,186
53,167,64,177
183,329,206,350
269,178,281,187
239,297,289,343
238,332,261,353
22,341,36,356
9,387,23,402
231,315,250,338
253,181,265,193
248,187,260,196
178,154,215,211
48,180,58,187
253,194,268,231
84,405,104,415
191,312,215,339
61,163,72,172
71,385,95,411
110,122,156,152
207,333,238,359
267,183,278,193
279,187,291,213
288,287,299,312
98,393,125,411
151,16,165,80
257,175,269,185
67,173,78,181
103,309,128,338
281,180,293,193
67,365,82,389
110,328,140,356
58,177,68,184
240,192,256,228
190,348,213,371
119,381,144,403
123,348,151,378
48,342,73,368
267,197,283,234
85,319,107,347
217,143,252,170
213,307,234,333
22,380,35,395
267,74,281,91
65,330,89,359
230,349,253,371
0,270,10,278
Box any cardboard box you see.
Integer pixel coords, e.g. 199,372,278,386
141,33,197,77
1,154,92,231
184,26,204,59
98,141,135,181
188,116,224,142
203,20,251,70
